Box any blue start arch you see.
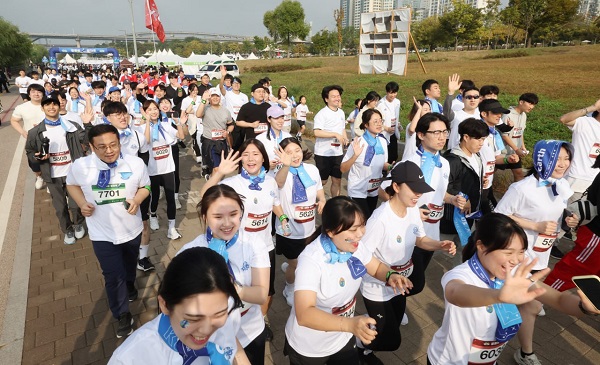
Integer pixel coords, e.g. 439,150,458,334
48,47,120,70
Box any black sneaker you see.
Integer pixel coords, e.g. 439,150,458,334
357,348,384,365
264,323,273,342
116,312,134,338
550,246,564,259
137,257,155,272
127,282,138,302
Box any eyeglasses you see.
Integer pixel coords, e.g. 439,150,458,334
93,143,119,152
425,129,449,137
464,95,480,100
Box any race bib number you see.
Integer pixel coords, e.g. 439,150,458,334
233,106,241,116
367,178,382,193
485,161,495,176
254,123,268,134
299,110,307,118
132,114,143,126
332,297,356,318
533,232,558,252
284,113,292,122
294,204,316,223
211,129,226,140
92,183,126,205
589,143,600,159
424,203,444,223
49,151,72,166
467,339,507,365
153,145,170,160
391,259,414,278
245,212,271,232
331,138,341,147
511,127,523,138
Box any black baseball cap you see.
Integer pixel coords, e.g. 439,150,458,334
251,83,265,92
388,161,434,194
479,99,510,114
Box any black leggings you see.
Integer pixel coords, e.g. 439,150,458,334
285,336,358,365
363,294,406,352
191,131,201,157
351,196,378,220
409,246,433,296
244,325,267,365
388,134,398,164
171,144,180,194
150,172,176,219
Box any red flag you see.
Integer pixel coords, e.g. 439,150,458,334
145,0,166,43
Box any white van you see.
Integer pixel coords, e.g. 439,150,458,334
195,63,240,80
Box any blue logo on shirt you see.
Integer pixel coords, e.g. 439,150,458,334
241,261,250,271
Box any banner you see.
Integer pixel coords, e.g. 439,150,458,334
145,0,166,43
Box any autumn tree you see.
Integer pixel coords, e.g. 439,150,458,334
263,0,310,57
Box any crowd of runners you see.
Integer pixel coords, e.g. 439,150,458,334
6,64,600,365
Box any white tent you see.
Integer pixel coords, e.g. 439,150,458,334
246,52,259,60
60,53,77,64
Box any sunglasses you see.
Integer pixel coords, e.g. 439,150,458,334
464,95,480,100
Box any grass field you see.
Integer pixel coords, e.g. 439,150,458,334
236,45,600,168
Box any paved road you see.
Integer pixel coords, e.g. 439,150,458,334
0,88,598,364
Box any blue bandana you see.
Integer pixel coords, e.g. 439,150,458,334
134,100,141,113
533,140,574,196
417,146,441,185
289,163,316,204
97,160,118,189
241,166,266,191
270,128,283,144
158,314,230,365
44,117,75,132
426,97,443,113
320,234,366,280
486,124,505,152
119,128,132,139
468,254,522,342
363,132,385,167
151,120,167,142
206,228,239,263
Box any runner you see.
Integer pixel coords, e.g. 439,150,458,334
294,95,310,141
256,105,292,178
378,81,401,164
401,98,431,161
276,86,295,134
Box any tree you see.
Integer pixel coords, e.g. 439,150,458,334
0,17,33,67
341,26,359,54
30,44,48,64
412,16,450,51
253,36,265,54
439,0,483,51
310,30,336,56
263,0,310,57
334,8,344,56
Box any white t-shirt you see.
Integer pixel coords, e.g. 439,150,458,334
567,116,600,185
12,101,45,131
108,310,241,365
180,96,200,114
60,112,83,127
494,175,571,270
378,98,401,140
402,123,418,162
479,129,501,189
285,237,373,357
501,106,526,154
451,97,464,111
427,260,507,365
147,120,178,176
279,98,293,132
30,78,45,87
66,154,150,244
342,134,388,198
223,91,248,121
119,128,149,156
44,125,72,178
178,234,270,347
360,202,425,301
295,104,309,122
448,109,478,151
16,76,32,94
275,163,323,240
313,106,346,157
256,130,292,177
221,174,280,252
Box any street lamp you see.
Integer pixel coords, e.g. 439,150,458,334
128,0,139,67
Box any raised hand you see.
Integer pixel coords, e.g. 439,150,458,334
448,73,462,95
218,150,242,176
351,137,363,157
275,146,292,167
498,258,548,305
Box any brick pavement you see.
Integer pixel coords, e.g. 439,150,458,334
18,142,600,365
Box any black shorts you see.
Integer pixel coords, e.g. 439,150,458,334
275,235,307,260
268,248,275,296
314,154,343,180
296,120,306,128
496,158,523,170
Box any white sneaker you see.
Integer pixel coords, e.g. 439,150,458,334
514,348,542,365
149,216,159,230
175,198,182,210
538,305,545,317
63,231,76,245
167,227,181,240
73,224,86,239
35,176,44,190
401,313,409,325
281,262,289,274
282,284,294,307
195,156,202,164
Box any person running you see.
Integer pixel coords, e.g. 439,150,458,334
66,87,86,115
274,137,326,306
294,95,310,141
66,124,150,339
235,84,271,148
284,196,413,365
358,161,456,364
256,105,292,177
352,91,381,138
378,81,401,164
178,185,270,365
341,109,391,219
426,213,599,365
181,83,203,164
401,98,431,161
108,247,251,364
15,69,31,100
275,86,295,134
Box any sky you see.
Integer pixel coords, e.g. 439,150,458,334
2,0,338,45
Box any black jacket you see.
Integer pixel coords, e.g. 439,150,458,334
25,120,92,182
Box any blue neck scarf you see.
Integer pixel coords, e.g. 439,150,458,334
485,123,505,151
468,254,522,342
119,128,132,139
92,95,104,107
240,166,266,191
417,146,442,185
102,117,111,125
134,100,141,113
151,120,167,142
320,234,366,280
72,99,79,113
363,132,385,167
289,163,316,204
206,228,239,263
426,97,443,113
44,117,73,132
44,118,61,127
158,314,229,365
456,94,463,102
270,128,282,144
97,160,118,189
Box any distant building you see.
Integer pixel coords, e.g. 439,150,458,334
579,0,600,20
340,0,396,29
427,0,489,18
